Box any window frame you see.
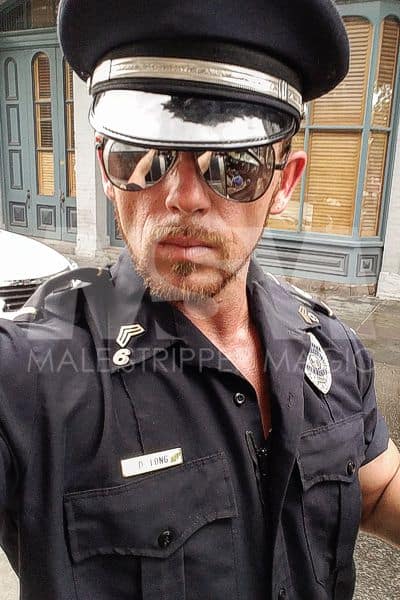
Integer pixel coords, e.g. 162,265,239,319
268,0,400,243
0,0,59,32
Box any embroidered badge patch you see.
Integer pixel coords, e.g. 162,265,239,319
305,333,332,394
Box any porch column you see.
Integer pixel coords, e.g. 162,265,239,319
377,123,400,299
73,74,109,260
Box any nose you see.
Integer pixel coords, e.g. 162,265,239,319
164,153,212,215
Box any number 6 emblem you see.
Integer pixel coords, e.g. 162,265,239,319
112,348,131,366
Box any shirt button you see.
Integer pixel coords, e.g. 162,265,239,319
278,587,287,599
234,392,246,406
347,460,356,476
158,529,174,548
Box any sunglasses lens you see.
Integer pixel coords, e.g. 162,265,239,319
102,138,276,201
198,146,275,202
103,140,176,190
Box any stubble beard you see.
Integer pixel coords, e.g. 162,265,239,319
114,190,275,302
114,209,256,301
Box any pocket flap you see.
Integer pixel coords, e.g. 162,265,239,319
298,416,365,490
64,453,237,562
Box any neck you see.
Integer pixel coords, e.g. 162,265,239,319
174,262,251,344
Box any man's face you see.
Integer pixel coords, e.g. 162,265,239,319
100,146,305,302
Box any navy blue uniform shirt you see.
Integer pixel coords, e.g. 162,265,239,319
0,250,389,599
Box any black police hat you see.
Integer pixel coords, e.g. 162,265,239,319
58,0,349,149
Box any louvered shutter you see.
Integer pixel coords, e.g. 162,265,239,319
372,18,400,128
304,132,361,235
31,0,58,29
311,18,372,127
360,17,400,236
360,133,388,237
64,60,76,197
303,18,372,234
33,52,54,196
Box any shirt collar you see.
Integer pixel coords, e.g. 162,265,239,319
108,250,181,372
144,257,320,372
246,260,321,334
82,249,319,373
73,249,178,373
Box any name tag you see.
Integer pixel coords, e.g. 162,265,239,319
121,448,183,478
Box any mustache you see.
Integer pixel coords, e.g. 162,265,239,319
151,223,227,248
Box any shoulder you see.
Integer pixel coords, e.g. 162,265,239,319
262,272,372,369
0,267,112,440
1,267,112,376
262,271,337,323
11,266,111,324
273,276,335,319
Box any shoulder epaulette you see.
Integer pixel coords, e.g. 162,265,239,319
265,273,335,319
12,267,111,323
287,284,335,318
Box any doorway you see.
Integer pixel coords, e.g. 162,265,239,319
0,45,76,241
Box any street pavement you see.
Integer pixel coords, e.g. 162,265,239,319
0,294,399,598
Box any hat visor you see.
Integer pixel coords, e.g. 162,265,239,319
90,90,297,150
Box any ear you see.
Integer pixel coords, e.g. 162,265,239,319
95,135,116,202
269,150,307,215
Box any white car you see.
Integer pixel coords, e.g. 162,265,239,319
0,230,77,320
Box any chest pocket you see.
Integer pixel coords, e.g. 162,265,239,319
64,453,238,600
297,415,365,588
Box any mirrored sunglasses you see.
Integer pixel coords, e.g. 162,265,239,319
98,137,288,203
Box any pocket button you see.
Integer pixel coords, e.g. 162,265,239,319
347,460,356,476
158,529,174,548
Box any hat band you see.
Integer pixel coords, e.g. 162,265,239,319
90,56,303,114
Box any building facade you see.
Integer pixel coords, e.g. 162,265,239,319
0,0,400,296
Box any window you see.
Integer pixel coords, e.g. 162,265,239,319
360,18,400,236
32,52,54,196
0,0,59,32
64,60,76,197
268,15,400,238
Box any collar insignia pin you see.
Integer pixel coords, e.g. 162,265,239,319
113,348,131,367
305,333,332,394
112,324,144,366
299,305,319,325
116,323,145,347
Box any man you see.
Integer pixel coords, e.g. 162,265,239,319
0,0,399,599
